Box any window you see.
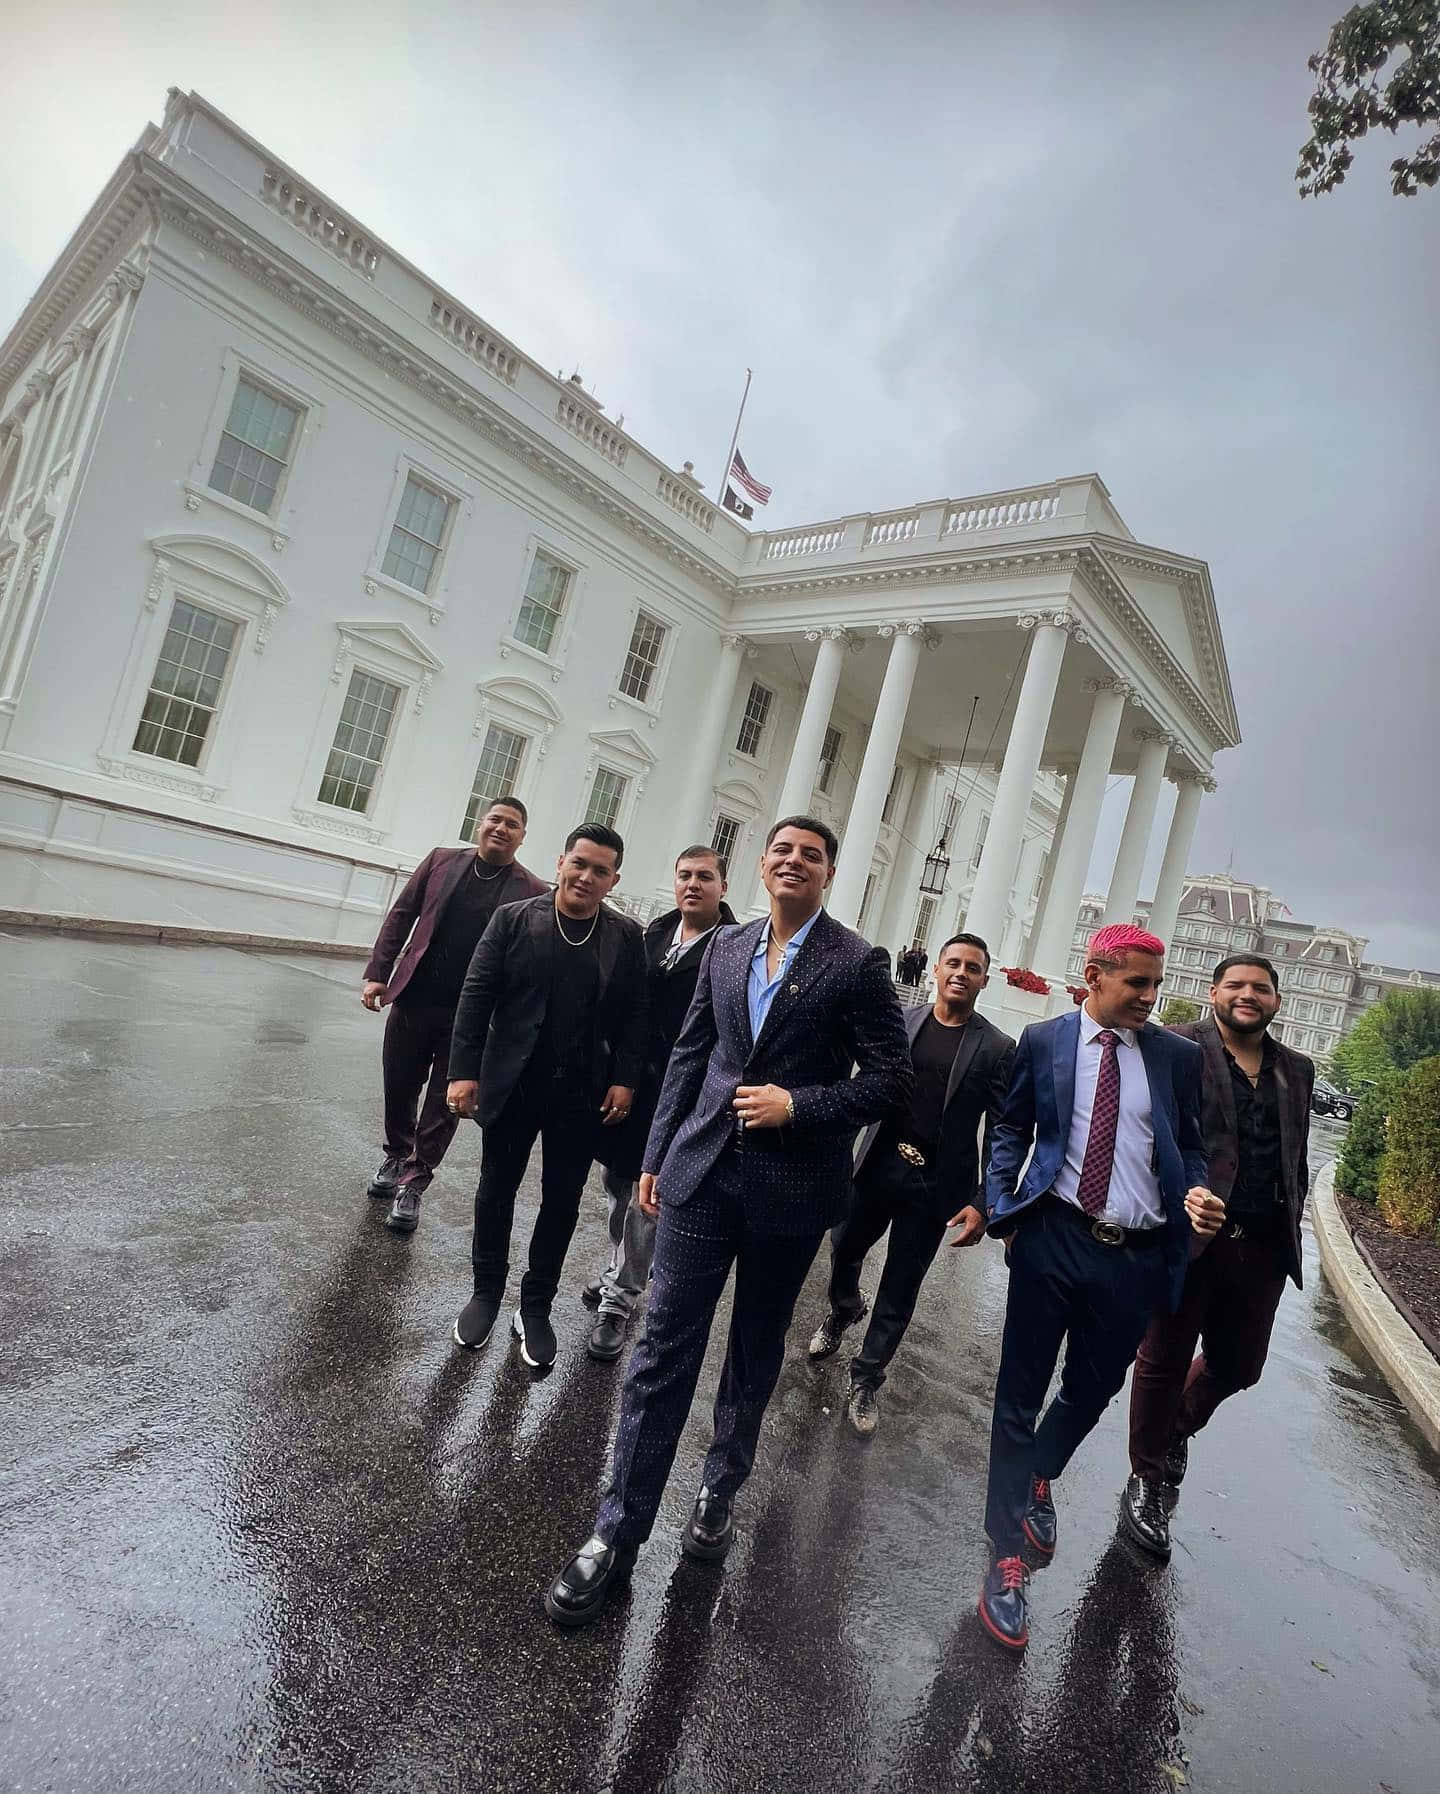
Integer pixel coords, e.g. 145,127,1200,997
618,609,667,703
914,895,938,947
132,599,237,767
208,377,299,515
515,550,572,653
735,681,773,757
1196,894,1215,914
318,669,401,813
712,812,742,867
858,871,878,930
971,812,990,870
585,765,629,830
461,723,527,839
881,763,903,826
1364,983,1380,1001
1032,850,1049,900
380,475,451,594
818,725,844,795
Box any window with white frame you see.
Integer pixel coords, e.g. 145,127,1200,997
1364,983,1379,1000
858,871,878,931
914,895,938,947
712,812,742,869
618,609,667,703
318,669,402,813
515,550,572,653
382,475,452,594
208,377,300,516
735,681,773,757
971,812,990,870
132,599,238,767
817,725,844,795
585,765,629,830
1032,850,1049,900
461,723,527,839
881,763,903,826
939,789,960,843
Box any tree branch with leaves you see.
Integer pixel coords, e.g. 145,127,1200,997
1297,1,1440,197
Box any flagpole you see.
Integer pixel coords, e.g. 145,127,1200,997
717,367,752,510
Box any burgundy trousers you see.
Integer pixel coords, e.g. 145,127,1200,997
1128,1228,1289,1481
381,1000,461,1193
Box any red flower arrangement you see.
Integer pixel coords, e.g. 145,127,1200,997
1001,966,1051,995
1067,984,1088,1006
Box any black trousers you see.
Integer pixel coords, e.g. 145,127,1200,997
984,1199,1170,1555
596,1149,823,1552
828,1148,947,1390
381,1000,460,1192
470,1081,596,1314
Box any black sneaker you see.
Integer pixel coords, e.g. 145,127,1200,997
385,1188,421,1233
587,1314,627,1362
808,1302,867,1360
367,1155,403,1198
846,1383,879,1437
453,1292,501,1350
580,1281,603,1309
513,1308,557,1369
1120,1473,1173,1561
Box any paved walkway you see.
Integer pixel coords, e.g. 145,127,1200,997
2,930,1437,1794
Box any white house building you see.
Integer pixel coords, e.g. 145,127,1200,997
1068,875,1440,1062
0,91,1239,1032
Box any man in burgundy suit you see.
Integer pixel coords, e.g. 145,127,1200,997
361,796,548,1234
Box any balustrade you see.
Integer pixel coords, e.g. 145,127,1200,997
863,510,920,547
427,300,520,385
943,488,1060,533
260,169,380,278
762,523,846,560
656,474,715,532
556,396,628,466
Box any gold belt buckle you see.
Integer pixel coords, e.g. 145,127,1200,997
1229,1221,1246,1241
896,1141,927,1169
1090,1219,1126,1247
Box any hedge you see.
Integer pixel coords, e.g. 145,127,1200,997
1377,1055,1440,1237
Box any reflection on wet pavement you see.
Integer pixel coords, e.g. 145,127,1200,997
2,932,1436,1793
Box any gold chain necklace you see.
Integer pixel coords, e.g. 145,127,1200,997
473,855,508,883
554,899,599,947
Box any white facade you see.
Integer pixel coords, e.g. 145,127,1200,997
1068,874,1440,1063
0,92,1239,1033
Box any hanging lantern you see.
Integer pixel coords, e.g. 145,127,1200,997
919,839,951,896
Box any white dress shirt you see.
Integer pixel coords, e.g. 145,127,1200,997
1052,1007,1164,1229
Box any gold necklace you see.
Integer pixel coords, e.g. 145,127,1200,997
473,855,508,883
554,899,599,947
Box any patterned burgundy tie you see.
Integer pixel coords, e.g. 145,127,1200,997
1075,1029,1120,1217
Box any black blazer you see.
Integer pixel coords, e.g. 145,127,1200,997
1169,1017,1314,1288
447,894,648,1127
855,1005,1015,1219
592,902,737,1181
643,909,912,1238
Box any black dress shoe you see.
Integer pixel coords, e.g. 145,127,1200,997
1164,1435,1189,1486
681,1487,733,1562
1120,1474,1173,1560
367,1155,403,1198
581,1280,603,1309
453,1291,501,1350
587,1314,627,1362
385,1188,421,1233
1022,1475,1057,1557
544,1534,636,1629
513,1308,557,1369
808,1302,866,1360
977,1552,1029,1652
847,1382,879,1437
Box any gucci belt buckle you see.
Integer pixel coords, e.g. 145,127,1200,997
896,1141,927,1169
1090,1219,1126,1247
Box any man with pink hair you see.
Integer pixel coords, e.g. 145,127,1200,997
975,923,1222,1653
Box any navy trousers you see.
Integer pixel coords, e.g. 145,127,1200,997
596,1149,823,1552
984,1200,1170,1555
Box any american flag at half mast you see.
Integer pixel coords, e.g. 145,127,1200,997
727,448,772,507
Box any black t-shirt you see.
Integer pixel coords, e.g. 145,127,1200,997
401,858,517,1008
525,917,602,1094
897,1012,967,1155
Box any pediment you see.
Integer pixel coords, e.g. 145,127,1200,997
587,726,657,768
477,674,563,725
714,775,765,813
334,617,443,672
150,533,291,604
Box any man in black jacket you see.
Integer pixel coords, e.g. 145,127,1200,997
583,844,737,1363
808,933,1014,1434
445,824,647,1370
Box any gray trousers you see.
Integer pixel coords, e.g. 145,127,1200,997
599,1165,658,1319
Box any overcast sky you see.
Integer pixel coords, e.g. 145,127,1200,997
2,0,1436,964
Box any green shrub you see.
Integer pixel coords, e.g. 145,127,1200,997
1159,996,1201,1026
1333,988,1440,1090
1377,1056,1440,1237
1335,1068,1406,1204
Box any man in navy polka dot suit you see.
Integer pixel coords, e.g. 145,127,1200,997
545,816,913,1627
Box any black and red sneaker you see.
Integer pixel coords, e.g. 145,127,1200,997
1022,1475,1057,1557
977,1552,1029,1652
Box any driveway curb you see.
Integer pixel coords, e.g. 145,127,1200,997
0,907,366,958
1310,1162,1440,1453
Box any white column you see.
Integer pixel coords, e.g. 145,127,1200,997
675,632,749,841
963,614,1071,949
829,622,926,926
1146,771,1211,948
1024,766,1074,959
774,627,848,820
1032,678,1130,972
1103,728,1172,926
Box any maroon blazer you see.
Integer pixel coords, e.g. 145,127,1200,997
364,847,549,1006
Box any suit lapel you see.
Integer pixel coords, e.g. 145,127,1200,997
1199,1018,1238,1141
430,848,473,925
751,911,833,1057
1273,1046,1297,1195
945,1015,986,1108
594,904,622,993
1051,1008,1081,1138
730,918,767,1054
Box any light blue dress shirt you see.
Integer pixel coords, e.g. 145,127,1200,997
747,908,821,1041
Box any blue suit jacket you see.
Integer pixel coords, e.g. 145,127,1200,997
983,1008,1208,1309
643,909,913,1236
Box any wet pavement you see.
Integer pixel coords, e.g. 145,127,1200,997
2,929,1437,1794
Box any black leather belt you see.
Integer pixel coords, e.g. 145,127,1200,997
1042,1195,1167,1249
